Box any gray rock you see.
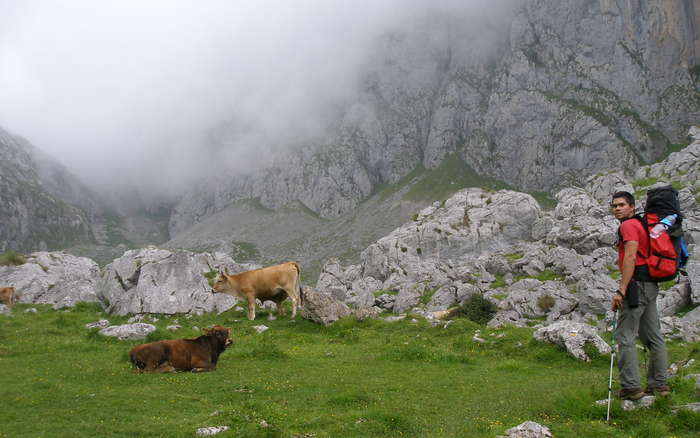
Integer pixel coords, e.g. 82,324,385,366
351,306,383,321
252,325,269,334
533,321,611,361
347,277,381,308
544,246,588,277
673,402,700,413
426,285,458,311
484,254,512,276
487,310,528,328
196,426,230,436
659,316,677,338
0,304,10,315
553,188,607,221
497,421,552,438
315,264,352,302
686,247,700,305
99,323,156,340
584,171,634,206
455,283,481,304
499,279,576,321
657,283,690,317
577,275,618,315
300,287,351,325
85,319,110,329
97,248,248,315
676,306,700,342
622,396,656,411
0,251,100,308
374,293,396,310
384,315,406,322
393,286,422,314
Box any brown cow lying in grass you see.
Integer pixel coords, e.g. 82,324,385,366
129,325,232,373
211,261,302,320
0,287,16,308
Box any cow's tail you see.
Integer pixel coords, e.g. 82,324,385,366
291,261,304,307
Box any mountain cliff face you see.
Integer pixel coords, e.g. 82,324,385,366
171,0,700,235
0,127,95,252
0,126,171,262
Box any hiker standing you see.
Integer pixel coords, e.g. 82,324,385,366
610,191,670,400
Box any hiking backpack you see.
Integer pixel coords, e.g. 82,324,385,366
637,186,689,282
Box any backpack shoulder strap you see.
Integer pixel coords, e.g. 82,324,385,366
617,215,649,257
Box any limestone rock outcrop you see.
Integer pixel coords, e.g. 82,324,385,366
96,247,254,316
0,251,100,309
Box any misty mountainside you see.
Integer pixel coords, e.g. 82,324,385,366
0,126,170,264
0,126,95,253
170,0,700,236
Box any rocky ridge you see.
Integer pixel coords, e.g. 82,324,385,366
313,128,700,336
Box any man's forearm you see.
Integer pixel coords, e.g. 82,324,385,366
618,253,636,295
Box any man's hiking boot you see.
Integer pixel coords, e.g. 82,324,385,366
618,387,645,400
644,385,671,397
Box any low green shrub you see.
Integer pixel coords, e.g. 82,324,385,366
203,269,218,287
456,294,497,325
537,295,556,312
0,250,26,266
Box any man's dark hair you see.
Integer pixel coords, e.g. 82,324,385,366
611,191,635,206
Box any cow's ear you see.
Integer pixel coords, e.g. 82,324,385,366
202,327,211,335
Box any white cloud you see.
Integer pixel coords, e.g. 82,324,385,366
0,0,520,198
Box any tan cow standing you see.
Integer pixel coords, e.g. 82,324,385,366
0,287,16,308
212,261,302,320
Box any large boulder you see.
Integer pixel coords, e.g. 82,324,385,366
300,287,352,325
315,259,377,308
544,189,617,255
657,283,691,317
534,321,611,361
96,247,253,315
0,251,100,308
361,189,541,277
576,274,618,315
676,306,700,342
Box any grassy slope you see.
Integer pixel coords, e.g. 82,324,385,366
1,304,698,438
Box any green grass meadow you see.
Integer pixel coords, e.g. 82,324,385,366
1,303,699,438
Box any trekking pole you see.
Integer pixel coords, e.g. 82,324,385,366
606,310,618,422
